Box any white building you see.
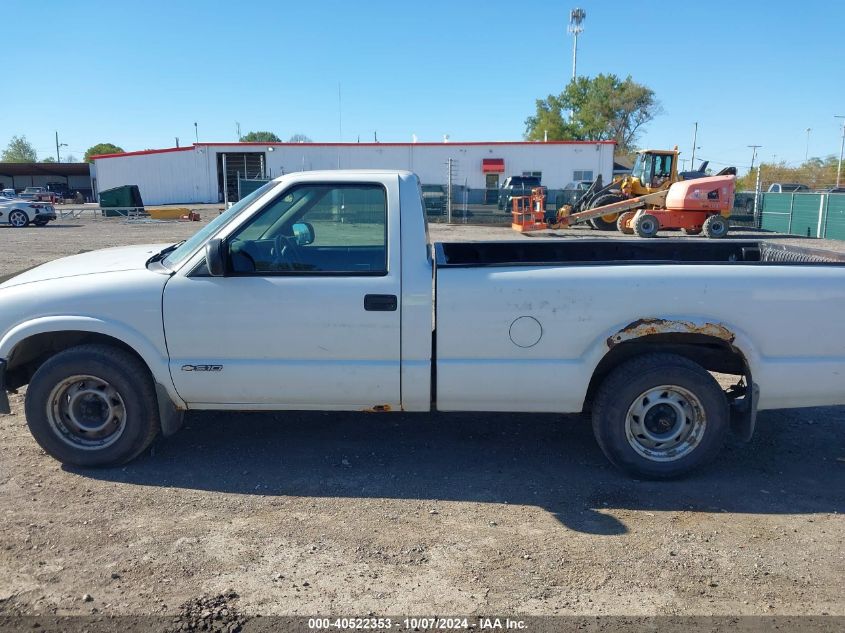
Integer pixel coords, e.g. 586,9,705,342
91,140,615,205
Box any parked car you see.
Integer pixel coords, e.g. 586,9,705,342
3,171,845,480
18,186,59,203
45,182,72,200
556,180,593,207
820,186,845,194
767,183,809,193
0,198,56,227
497,175,543,210
1,189,17,199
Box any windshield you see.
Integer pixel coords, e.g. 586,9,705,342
630,154,645,181
162,181,278,268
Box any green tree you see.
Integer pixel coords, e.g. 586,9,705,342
288,134,312,143
736,155,840,191
524,74,661,153
2,135,37,162
239,131,281,142
41,156,56,163
84,143,124,162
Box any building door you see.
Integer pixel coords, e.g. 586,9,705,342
485,173,499,204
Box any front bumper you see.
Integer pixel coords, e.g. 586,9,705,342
0,359,10,414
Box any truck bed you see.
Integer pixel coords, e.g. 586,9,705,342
435,240,845,267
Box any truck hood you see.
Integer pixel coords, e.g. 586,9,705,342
0,244,171,289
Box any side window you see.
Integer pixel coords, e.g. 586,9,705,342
227,183,387,275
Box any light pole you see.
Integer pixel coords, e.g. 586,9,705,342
568,8,586,82
836,116,845,188
194,122,199,144
805,128,811,162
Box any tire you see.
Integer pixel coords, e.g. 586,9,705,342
616,211,636,235
24,344,160,467
633,213,660,238
592,353,729,479
702,214,729,239
588,194,624,231
8,210,29,228
682,227,702,235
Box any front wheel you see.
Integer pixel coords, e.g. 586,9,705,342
591,353,729,479
703,214,729,239
8,210,29,227
24,344,160,467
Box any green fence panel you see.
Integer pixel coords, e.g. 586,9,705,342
824,194,845,240
760,193,792,234
790,194,822,237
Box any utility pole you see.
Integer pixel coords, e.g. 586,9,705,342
690,122,698,170
55,131,67,162
836,116,845,188
194,122,199,144
748,144,761,174
748,145,762,221
568,8,586,82
235,122,241,141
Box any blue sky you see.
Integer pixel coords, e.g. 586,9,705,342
2,0,843,174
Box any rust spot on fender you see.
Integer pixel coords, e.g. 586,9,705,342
607,318,736,348
363,404,392,413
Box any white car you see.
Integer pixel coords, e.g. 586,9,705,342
0,197,56,227
2,170,845,479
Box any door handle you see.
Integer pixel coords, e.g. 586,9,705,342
364,294,398,311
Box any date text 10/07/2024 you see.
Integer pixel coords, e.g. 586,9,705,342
307,617,528,630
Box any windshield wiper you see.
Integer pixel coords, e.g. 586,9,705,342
147,240,186,264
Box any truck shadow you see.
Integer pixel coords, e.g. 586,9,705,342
71,407,845,535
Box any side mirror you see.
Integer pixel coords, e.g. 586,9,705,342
292,222,315,246
205,238,227,276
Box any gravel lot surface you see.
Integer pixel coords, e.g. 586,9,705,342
0,211,843,620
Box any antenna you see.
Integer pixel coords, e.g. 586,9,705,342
568,8,586,81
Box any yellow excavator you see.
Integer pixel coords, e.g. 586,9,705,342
558,146,722,231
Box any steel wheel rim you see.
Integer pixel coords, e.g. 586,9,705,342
640,218,657,234
9,211,27,227
711,219,726,235
625,385,706,462
47,375,127,450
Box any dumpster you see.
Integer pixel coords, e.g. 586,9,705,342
99,185,147,217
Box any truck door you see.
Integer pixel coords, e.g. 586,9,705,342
162,179,402,409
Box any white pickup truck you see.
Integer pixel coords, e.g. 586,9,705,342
2,170,845,478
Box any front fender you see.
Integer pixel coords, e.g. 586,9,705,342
0,315,185,409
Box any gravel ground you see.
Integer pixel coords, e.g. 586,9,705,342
0,211,843,621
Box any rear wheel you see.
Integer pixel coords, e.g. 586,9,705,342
8,210,29,228
702,214,729,239
24,344,160,467
591,353,729,479
633,213,660,238
616,211,636,235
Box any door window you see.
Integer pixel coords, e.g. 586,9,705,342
227,184,387,275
